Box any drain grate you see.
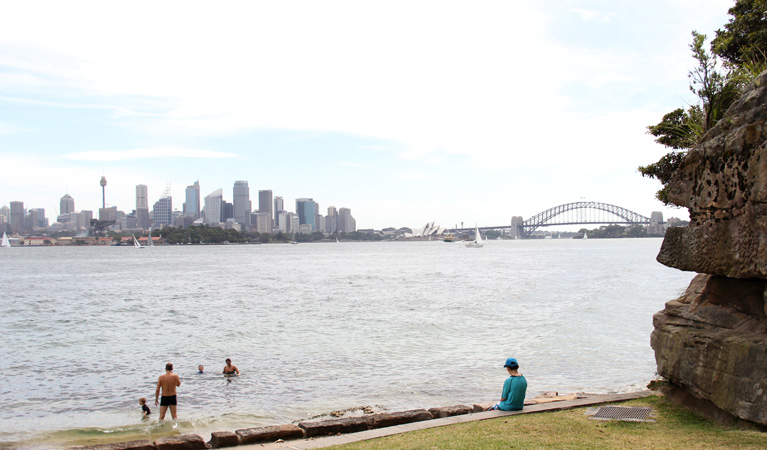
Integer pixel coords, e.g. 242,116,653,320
590,406,654,422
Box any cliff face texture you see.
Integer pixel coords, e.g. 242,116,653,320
652,71,767,426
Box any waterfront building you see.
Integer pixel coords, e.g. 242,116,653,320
185,181,201,219
60,194,75,214
10,201,24,234
339,207,355,232
296,198,316,231
326,206,338,233
29,208,47,228
258,190,273,230
233,181,251,228
290,214,300,234
136,185,148,209
314,213,325,233
152,187,173,226
255,212,271,233
204,189,223,225
276,211,289,233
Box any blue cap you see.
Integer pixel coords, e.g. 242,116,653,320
504,357,519,368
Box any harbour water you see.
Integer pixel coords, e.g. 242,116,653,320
0,238,694,449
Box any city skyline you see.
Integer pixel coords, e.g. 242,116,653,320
0,1,735,229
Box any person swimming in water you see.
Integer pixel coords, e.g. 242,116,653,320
222,358,240,376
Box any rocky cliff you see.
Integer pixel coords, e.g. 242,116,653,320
652,70,767,426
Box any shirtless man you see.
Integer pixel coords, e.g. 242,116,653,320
155,362,181,420
222,358,240,376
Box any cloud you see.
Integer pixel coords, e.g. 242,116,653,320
571,8,613,22
64,148,237,162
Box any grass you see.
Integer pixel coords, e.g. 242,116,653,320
326,396,767,450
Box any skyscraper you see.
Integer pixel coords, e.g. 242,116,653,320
60,194,75,214
10,201,24,234
136,185,150,229
204,189,223,225
274,196,284,228
295,198,316,231
152,185,172,226
185,181,201,219
339,207,355,232
326,206,338,233
233,181,251,228
259,190,273,231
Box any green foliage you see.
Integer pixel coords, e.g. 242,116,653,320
638,151,686,204
162,225,245,244
712,0,767,66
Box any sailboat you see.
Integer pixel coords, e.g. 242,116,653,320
1,232,11,248
132,233,144,248
465,224,484,248
583,231,589,240
146,232,155,247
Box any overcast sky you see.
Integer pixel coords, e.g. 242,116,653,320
0,0,734,230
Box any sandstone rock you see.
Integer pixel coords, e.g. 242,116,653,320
73,440,155,450
428,405,472,418
657,70,767,278
207,431,239,448
651,274,767,425
297,416,370,437
154,434,207,450
235,424,303,445
367,409,433,428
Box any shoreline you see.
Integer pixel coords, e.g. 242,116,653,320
63,391,654,450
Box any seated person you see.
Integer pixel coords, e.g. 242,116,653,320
489,357,527,411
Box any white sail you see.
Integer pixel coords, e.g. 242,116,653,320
1,232,11,248
146,234,154,247
133,233,144,248
465,223,484,248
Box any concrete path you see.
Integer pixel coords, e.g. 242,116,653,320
241,391,654,450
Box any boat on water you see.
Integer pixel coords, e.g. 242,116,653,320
443,234,455,242
132,233,144,248
146,233,155,247
465,224,484,248
1,232,11,248
583,231,589,240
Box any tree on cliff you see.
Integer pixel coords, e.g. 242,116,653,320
640,1,767,205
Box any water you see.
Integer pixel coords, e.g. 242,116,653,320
0,239,694,449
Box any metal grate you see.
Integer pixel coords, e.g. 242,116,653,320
591,406,654,422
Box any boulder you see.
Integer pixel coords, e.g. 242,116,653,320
367,409,433,428
235,424,303,445
154,434,207,450
207,431,239,448
428,405,472,418
297,416,370,437
651,274,767,425
658,70,767,278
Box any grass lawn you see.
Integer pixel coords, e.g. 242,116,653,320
326,396,767,450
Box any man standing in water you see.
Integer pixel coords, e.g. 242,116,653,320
155,362,181,420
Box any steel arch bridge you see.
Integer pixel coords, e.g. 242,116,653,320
521,201,652,236
448,201,654,238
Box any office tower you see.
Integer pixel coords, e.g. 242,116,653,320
135,184,150,229
0,205,9,225
273,196,284,228
29,208,47,228
258,190,273,229
339,207,355,232
326,206,338,233
276,211,289,232
152,185,173,226
233,181,251,228
204,189,223,225
296,198,316,231
60,194,75,214
10,201,24,234
136,185,148,209
222,201,233,221
185,181,201,219
314,213,325,233
99,206,117,222
255,212,271,233
290,214,300,234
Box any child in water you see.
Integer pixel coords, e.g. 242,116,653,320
139,397,151,416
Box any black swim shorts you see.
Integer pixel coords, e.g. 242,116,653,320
160,395,177,406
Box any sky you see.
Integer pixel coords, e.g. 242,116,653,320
0,0,735,231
